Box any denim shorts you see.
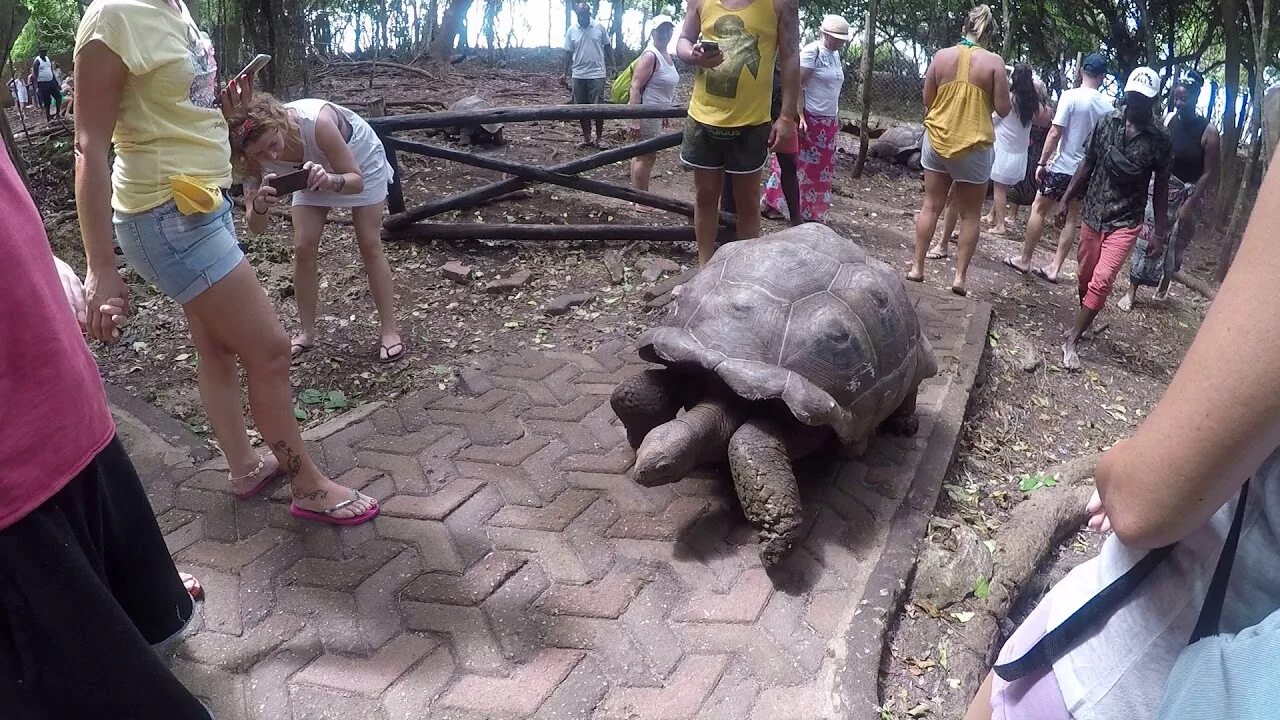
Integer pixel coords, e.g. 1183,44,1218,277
113,197,244,304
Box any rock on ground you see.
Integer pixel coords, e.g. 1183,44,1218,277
544,292,596,316
484,269,533,293
912,521,994,609
441,260,474,284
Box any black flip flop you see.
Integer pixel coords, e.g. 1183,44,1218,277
905,274,924,284
1030,267,1059,284
379,341,406,364
951,285,968,297
1001,256,1027,274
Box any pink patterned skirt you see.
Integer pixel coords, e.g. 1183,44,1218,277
762,111,840,222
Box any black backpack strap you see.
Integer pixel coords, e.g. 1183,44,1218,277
994,480,1253,683
1188,480,1250,644
993,543,1173,681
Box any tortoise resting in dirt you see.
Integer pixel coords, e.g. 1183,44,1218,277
868,123,924,171
446,94,505,146
610,224,938,567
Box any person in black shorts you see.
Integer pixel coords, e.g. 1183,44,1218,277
721,67,801,230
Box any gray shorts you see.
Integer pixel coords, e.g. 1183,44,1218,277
572,78,605,105
921,134,994,184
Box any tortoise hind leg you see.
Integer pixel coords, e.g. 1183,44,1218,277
880,389,920,437
727,417,803,568
611,368,697,449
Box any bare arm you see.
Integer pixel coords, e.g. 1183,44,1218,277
922,62,938,107
73,40,130,344
629,51,657,105
311,105,364,195
676,0,702,64
773,0,800,137
1184,125,1221,209
244,177,275,235
1098,146,1280,549
1038,125,1064,167
991,58,1011,117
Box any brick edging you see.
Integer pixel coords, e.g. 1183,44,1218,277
105,382,214,464
832,300,993,719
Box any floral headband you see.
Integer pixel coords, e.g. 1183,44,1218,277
229,118,259,151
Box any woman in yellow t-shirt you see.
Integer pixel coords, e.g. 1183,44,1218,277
73,0,378,526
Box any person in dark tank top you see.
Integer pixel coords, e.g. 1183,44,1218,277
1119,72,1220,310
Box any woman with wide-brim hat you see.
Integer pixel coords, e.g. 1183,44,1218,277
761,14,852,223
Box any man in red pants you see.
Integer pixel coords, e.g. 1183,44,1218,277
1058,66,1172,370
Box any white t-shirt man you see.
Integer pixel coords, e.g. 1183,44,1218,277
800,41,845,117
564,23,609,80
1046,86,1115,175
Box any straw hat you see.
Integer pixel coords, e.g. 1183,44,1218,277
821,15,853,41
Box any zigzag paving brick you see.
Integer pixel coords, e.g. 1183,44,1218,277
118,286,986,718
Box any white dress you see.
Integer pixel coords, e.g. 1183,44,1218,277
990,110,1033,185
261,99,392,208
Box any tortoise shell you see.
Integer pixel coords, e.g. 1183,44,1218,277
869,123,924,161
637,224,937,445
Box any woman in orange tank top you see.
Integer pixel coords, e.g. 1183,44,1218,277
905,5,1010,296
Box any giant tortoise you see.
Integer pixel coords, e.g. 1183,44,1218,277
610,224,938,567
868,123,924,170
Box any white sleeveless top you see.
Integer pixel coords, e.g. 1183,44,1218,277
992,110,1033,155
1048,447,1280,720
262,99,391,208
640,46,678,106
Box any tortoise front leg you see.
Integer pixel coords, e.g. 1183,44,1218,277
727,417,803,568
880,389,920,437
611,368,696,449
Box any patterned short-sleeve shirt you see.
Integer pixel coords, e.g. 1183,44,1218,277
1081,110,1173,232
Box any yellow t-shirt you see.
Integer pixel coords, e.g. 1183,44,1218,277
74,0,232,213
688,0,778,128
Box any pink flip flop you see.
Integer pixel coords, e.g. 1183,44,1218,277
232,458,286,501
289,492,380,526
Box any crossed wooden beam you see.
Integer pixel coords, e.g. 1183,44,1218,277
368,103,738,243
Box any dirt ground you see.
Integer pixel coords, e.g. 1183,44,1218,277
18,51,1220,717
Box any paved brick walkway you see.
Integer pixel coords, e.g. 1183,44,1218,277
120,285,986,720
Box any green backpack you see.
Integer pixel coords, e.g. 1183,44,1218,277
610,50,652,104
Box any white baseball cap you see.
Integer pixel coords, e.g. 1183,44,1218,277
650,14,675,30
821,15,854,41
1125,67,1160,98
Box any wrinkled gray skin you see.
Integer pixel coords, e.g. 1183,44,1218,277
610,224,937,567
447,95,505,146
868,123,925,170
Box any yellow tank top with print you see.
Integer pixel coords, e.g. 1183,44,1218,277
924,45,995,158
688,0,778,128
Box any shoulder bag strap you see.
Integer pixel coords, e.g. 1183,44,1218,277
1189,480,1250,644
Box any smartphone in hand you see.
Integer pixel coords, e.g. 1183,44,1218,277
700,40,720,54
235,54,272,82
267,168,310,195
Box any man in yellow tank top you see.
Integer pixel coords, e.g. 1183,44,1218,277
677,0,801,266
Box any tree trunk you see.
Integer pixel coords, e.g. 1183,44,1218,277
426,0,440,46
1135,0,1156,64
1216,0,1243,226
1000,0,1010,57
851,0,877,179
430,0,476,59
610,0,625,63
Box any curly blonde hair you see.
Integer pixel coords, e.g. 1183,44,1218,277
226,92,301,180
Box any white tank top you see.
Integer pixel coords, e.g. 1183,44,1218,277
34,57,53,82
992,109,1033,154
640,46,678,106
262,99,391,207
